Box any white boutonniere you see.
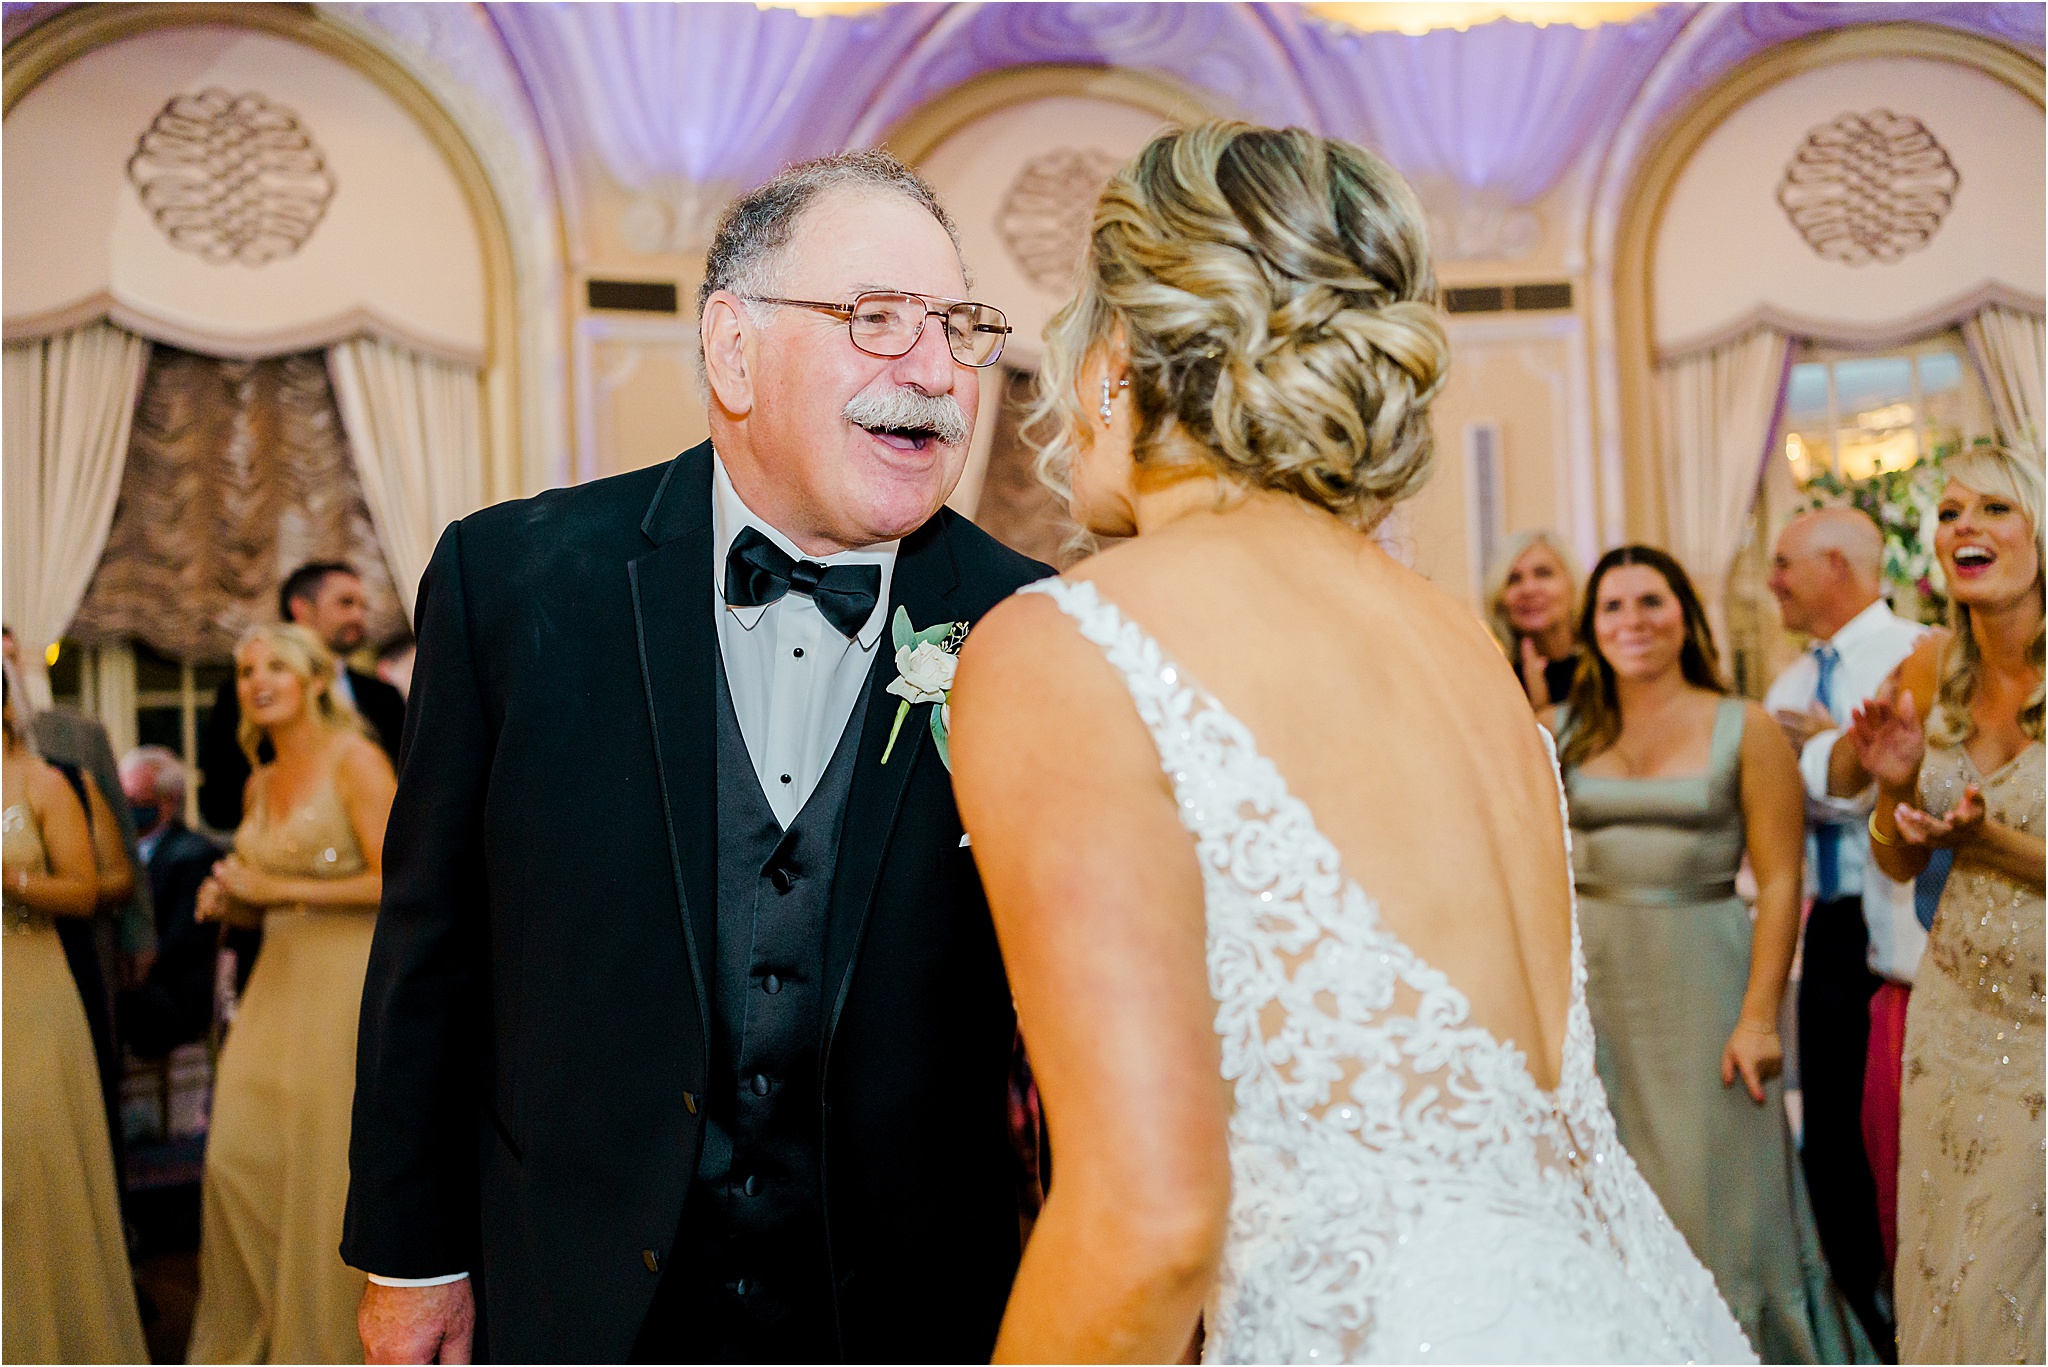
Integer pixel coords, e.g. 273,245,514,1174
881,607,968,770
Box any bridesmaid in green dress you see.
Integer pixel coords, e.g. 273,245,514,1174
1546,545,1870,1364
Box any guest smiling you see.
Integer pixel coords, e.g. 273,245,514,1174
188,624,395,1364
1486,529,1583,708
1845,443,2045,1364
1548,545,1862,1362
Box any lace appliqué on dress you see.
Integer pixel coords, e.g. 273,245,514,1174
1020,577,1755,1365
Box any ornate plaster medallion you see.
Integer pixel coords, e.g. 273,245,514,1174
127,89,337,266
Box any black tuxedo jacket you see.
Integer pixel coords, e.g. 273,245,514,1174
199,666,406,831
344,441,1051,1361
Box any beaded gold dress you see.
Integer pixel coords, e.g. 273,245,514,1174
189,769,376,1364
1896,712,2045,1364
2,799,149,1363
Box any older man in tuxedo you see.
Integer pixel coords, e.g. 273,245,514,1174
345,150,1048,1363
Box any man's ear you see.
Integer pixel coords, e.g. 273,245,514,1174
702,293,757,418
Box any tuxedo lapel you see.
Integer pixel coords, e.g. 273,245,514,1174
821,513,962,1055
628,444,718,1042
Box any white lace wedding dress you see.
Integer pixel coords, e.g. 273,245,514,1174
1022,579,1757,1365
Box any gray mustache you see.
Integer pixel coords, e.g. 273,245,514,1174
843,386,971,447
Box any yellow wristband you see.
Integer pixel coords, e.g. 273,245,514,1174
1868,810,1902,849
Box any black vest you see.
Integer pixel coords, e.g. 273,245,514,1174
654,651,870,1359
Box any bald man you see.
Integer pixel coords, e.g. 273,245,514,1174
1764,507,1927,1356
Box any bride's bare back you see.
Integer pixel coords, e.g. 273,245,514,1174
1073,493,1574,1090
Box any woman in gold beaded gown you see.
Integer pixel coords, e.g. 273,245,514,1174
2,662,150,1363
187,624,397,1364
1848,445,2045,1365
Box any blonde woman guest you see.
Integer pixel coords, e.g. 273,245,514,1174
1547,545,1867,1364
2,661,149,1364
1845,444,2045,1364
952,122,1751,1363
1486,528,1584,708
188,624,396,1364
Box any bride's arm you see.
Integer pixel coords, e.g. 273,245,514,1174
953,593,1229,1365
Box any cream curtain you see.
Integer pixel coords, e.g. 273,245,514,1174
328,336,486,621
1655,327,1791,655
1961,305,2045,458
3,323,150,707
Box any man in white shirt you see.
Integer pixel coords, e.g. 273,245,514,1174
1764,507,1925,1354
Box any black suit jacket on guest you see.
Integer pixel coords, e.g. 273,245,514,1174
343,441,1052,1362
120,822,225,1058
199,665,405,832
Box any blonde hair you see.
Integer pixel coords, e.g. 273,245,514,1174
233,623,368,766
1031,121,1450,533
1928,444,2045,747
1483,528,1583,656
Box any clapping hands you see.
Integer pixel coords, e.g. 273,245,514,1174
1893,783,1987,850
1848,683,1927,789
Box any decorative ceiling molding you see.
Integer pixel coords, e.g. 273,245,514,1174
1775,109,1960,265
1656,279,2045,362
127,88,338,266
2,289,487,367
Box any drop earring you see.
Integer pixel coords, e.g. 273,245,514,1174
1099,376,1128,426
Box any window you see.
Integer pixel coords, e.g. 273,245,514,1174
1778,334,1984,488
48,639,231,835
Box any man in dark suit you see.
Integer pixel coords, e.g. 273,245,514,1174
116,745,224,1057
346,150,1049,1363
197,562,407,831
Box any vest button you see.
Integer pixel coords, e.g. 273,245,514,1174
763,974,782,995
642,1249,660,1273
750,1073,771,1096
769,865,796,893
743,1174,760,1197
734,1277,753,1296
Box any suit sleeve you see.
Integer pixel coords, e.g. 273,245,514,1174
343,521,494,1277
198,678,250,833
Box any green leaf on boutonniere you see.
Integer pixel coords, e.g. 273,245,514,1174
930,701,950,772
891,605,913,652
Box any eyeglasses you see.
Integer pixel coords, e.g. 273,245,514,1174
744,290,1011,368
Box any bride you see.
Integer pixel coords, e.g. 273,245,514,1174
949,121,1756,1364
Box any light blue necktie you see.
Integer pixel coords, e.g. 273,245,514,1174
1813,644,1842,901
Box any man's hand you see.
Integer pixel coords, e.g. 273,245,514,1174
360,1279,474,1364
1772,702,1835,753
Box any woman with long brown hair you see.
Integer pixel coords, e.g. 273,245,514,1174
1846,443,2044,1363
2,660,149,1362
1547,544,1862,1362
188,623,396,1363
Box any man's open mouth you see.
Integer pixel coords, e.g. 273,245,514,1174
859,423,940,453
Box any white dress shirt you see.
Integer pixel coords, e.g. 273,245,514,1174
1762,597,1930,982
711,453,896,827
331,665,357,713
362,454,899,1290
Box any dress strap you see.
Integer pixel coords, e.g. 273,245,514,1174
1707,695,1746,784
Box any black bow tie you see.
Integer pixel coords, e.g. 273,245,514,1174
723,526,881,639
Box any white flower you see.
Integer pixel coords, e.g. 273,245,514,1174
887,641,957,704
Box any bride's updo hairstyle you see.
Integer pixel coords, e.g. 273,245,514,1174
1033,121,1449,532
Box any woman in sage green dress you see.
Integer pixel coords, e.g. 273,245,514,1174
1547,546,1870,1364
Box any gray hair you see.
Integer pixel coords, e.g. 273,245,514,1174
120,744,188,805
696,150,965,385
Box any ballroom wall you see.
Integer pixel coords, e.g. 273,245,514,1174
5,1,2043,640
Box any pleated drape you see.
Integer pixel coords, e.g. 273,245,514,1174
326,336,486,622
2,323,150,707
1961,304,2046,459
1654,327,1792,654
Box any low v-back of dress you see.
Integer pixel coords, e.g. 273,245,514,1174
1020,577,1754,1364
